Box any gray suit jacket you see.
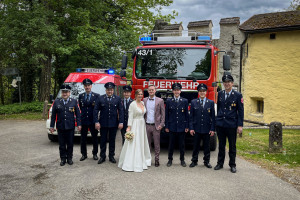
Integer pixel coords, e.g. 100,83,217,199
143,96,165,130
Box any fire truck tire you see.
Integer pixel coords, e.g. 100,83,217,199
210,133,217,151
48,134,58,142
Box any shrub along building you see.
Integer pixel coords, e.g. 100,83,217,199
239,10,300,125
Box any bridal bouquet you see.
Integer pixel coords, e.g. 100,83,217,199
125,131,134,141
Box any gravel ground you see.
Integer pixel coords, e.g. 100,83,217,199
0,120,299,200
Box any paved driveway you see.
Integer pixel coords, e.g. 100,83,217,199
0,120,299,200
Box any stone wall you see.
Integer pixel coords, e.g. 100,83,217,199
218,17,245,91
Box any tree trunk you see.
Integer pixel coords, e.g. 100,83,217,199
0,74,4,105
39,53,52,102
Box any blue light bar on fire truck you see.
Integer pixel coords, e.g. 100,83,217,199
139,33,211,44
76,68,115,75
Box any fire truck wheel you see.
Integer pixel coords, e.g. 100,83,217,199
48,134,58,142
210,133,217,151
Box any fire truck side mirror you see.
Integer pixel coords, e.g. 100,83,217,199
121,55,128,69
120,70,126,78
223,55,231,71
212,82,217,87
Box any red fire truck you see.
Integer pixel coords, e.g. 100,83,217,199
120,31,231,150
46,68,127,141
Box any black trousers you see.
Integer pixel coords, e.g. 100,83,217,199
80,124,99,156
191,133,210,164
57,129,74,160
121,128,126,145
216,126,237,167
100,127,118,159
168,132,185,161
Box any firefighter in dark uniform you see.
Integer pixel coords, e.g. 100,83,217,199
50,84,81,166
189,83,215,168
78,78,100,161
121,85,133,145
165,83,189,167
214,74,244,173
94,82,124,164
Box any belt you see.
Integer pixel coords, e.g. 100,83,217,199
146,123,155,125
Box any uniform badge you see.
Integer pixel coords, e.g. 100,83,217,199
69,107,75,112
208,108,210,113
234,103,236,107
182,109,184,112
92,102,95,106
241,98,244,104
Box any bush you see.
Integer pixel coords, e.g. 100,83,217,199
0,102,44,115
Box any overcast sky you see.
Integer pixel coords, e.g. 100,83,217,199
161,0,291,39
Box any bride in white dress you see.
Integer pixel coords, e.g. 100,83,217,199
118,89,151,172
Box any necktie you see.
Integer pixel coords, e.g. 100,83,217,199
126,99,129,110
200,99,203,107
149,98,154,101
226,93,229,100
175,98,179,103
64,100,67,105
108,97,111,101
86,94,90,102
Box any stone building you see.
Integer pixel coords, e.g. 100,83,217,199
218,17,245,91
152,19,183,36
187,20,213,38
239,10,300,125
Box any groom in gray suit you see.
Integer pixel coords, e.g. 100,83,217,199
143,85,165,167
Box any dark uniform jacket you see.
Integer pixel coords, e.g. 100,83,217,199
216,90,244,128
93,94,124,128
165,97,189,133
78,92,100,125
121,98,133,131
50,98,81,130
189,98,215,134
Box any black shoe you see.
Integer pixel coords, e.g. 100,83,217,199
60,159,66,166
98,158,105,164
189,162,198,168
214,164,223,170
67,159,73,165
109,157,116,163
155,161,160,167
181,161,186,167
204,163,212,168
80,155,87,161
93,155,98,160
230,167,237,173
167,160,172,167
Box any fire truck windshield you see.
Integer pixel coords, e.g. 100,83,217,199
135,48,211,80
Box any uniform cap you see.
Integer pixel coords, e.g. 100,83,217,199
197,83,207,91
104,82,115,89
172,83,182,90
60,84,71,91
222,74,234,82
123,85,132,92
82,78,93,85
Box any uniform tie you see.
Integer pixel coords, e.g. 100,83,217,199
226,93,229,100
200,99,203,108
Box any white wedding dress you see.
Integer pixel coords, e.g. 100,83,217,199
118,101,151,172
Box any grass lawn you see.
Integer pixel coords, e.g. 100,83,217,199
236,129,300,168
0,112,43,120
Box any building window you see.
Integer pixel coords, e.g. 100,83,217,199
250,97,264,114
270,33,276,39
257,100,264,113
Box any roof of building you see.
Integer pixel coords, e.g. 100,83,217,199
187,20,213,28
162,24,183,30
219,17,240,25
239,11,300,33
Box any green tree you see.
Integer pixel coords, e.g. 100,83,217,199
0,0,177,103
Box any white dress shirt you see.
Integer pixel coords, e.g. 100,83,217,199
146,96,155,123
